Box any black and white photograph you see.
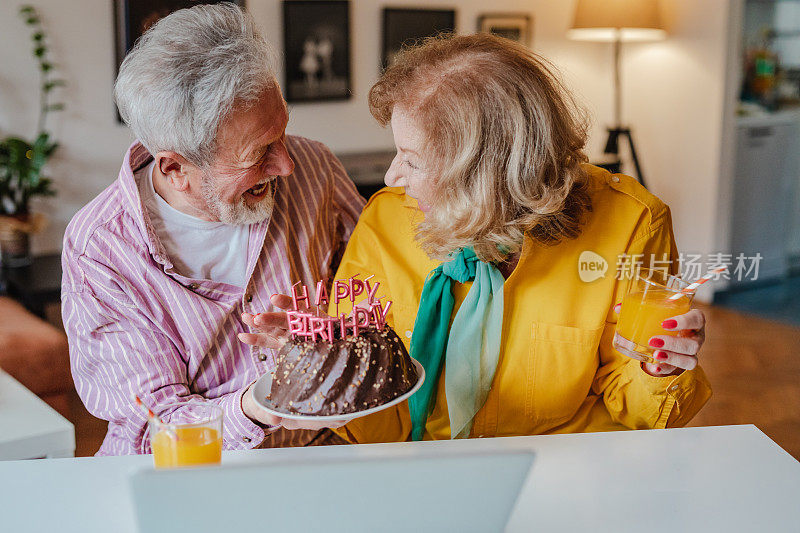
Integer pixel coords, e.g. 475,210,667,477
478,13,532,46
113,0,245,121
283,0,351,103
382,8,456,69
113,0,245,78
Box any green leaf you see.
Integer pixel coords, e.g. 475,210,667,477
4,5,64,207
34,132,50,146
32,134,58,161
44,142,59,159
23,174,56,198
0,135,58,204
31,146,47,168
36,177,55,192
43,80,65,91
4,137,33,156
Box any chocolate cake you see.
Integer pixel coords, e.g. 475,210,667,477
266,326,418,416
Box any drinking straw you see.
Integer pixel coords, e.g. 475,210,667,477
667,265,727,300
133,395,177,440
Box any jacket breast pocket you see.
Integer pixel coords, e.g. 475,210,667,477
526,322,604,424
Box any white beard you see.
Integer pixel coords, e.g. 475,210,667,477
200,173,275,225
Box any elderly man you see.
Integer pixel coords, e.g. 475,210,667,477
61,4,363,455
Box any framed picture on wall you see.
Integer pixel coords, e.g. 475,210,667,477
477,13,532,46
283,1,351,103
112,0,246,122
382,8,456,70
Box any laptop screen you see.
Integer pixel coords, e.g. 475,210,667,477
129,448,534,533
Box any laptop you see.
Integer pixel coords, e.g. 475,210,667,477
129,448,534,533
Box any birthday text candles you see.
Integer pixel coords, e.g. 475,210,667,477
287,275,392,342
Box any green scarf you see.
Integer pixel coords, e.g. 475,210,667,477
408,247,505,440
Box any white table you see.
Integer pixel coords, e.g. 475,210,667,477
0,425,797,532
0,370,75,460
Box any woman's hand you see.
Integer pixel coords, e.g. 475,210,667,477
613,305,706,377
645,308,705,376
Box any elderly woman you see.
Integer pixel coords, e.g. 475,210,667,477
248,33,711,442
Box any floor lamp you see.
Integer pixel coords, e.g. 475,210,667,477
567,0,666,188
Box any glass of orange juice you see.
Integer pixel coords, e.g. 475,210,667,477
613,268,695,364
149,403,223,469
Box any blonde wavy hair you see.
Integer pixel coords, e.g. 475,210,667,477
369,33,592,263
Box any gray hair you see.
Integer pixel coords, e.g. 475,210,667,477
114,3,277,166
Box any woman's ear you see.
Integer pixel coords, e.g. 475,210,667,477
155,151,193,192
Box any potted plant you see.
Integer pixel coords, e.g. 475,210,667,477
0,5,64,267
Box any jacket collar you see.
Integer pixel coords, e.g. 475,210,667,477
117,142,174,267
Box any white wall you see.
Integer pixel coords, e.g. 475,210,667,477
0,0,611,255
625,0,733,301
715,0,745,293
1,1,135,255
251,0,614,155
1,0,732,298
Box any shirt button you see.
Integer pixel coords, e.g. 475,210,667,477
611,176,620,183
258,353,268,362
187,283,199,290
405,330,412,338
245,294,253,303
243,437,252,443
670,384,679,392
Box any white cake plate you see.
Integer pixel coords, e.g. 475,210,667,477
251,357,425,422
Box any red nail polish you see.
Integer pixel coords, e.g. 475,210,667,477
655,351,668,360
649,337,665,348
656,366,662,373
662,319,678,330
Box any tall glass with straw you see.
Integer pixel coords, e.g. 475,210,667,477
613,266,724,364
135,396,223,468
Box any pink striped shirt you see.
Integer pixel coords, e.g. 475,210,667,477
61,138,364,455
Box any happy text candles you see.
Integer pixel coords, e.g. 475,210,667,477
287,275,391,342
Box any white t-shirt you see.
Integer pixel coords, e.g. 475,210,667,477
136,160,249,287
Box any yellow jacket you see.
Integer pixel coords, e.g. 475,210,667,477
334,165,711,443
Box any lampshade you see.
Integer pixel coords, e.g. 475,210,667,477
567,0,666,42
